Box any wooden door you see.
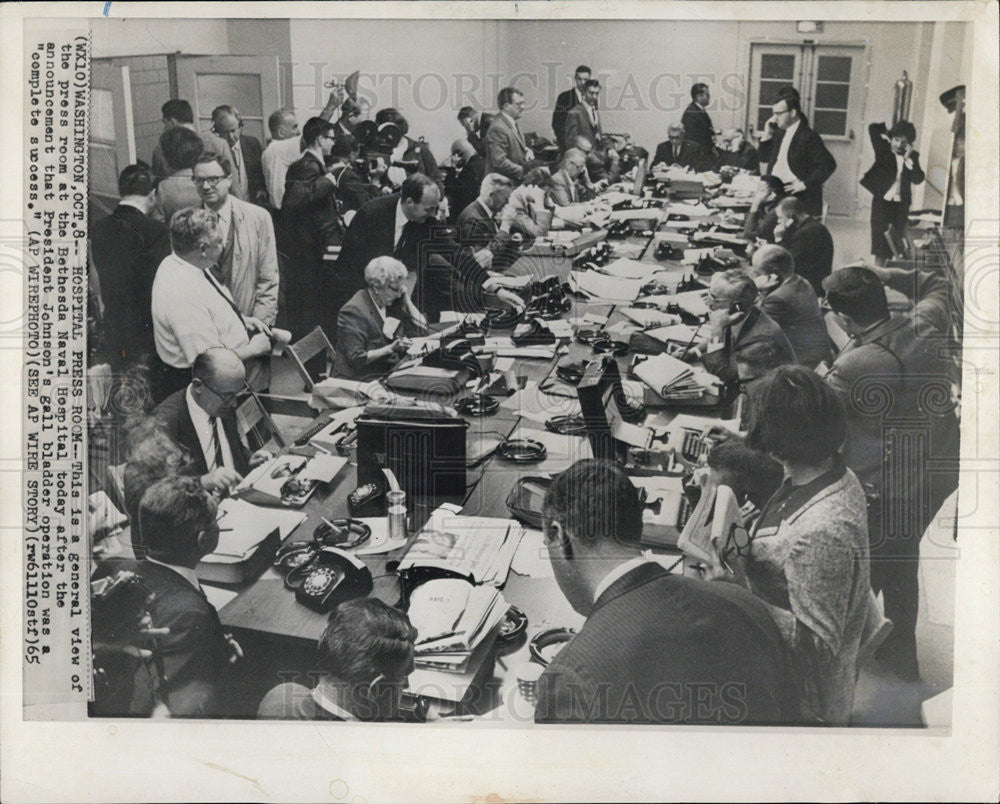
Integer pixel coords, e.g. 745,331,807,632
89,60,136,215
172,55,280,145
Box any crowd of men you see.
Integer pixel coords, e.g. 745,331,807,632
88,66,960,724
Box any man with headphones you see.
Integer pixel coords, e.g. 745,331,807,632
207,105,267,206
820,265,960,682
535,459,798,724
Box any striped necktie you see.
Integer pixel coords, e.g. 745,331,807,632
207,417,225,471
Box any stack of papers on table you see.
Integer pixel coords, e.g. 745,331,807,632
203,498,306,563
610,241,646,259
399,505,525,587
642,289,711,318
501,381,582,425
409,579,511,673
570,270,644,302
474,337,556,360
653,165,699,182
632,353,722,401
729,173,761,194
710,195,754,209
681,247,716,264
601,190,638,206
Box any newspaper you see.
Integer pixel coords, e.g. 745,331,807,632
2,3,998,803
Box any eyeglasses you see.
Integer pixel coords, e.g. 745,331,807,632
192,175,228,187
199,378,249,404
773,106,792,117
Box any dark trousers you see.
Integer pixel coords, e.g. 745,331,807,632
867,501,921,681
870,197,909,261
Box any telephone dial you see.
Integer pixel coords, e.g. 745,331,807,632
276,543,374,613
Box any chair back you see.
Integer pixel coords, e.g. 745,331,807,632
284,325,336,392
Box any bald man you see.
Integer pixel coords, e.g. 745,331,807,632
749,244,831,367
204,105,266,205
548,148,593,206
152,347,272,495
444,138,486,224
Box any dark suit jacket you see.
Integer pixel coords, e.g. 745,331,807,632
535,565,799,724
760,274,831,367
758,119,837,216
239,134,267,206
721,141,760,173
702,305,798,385
89,204,170,367
153,388,249,477
552,87,583,148
653,139,699,169
455,199,519,272
445,155,486,224
333,288,422,379
563,103,602,150
859,122,925,208
779,216,834,296
680,101,718,171
93,558,232,717
283,151,342,258
485,113,530,180
336,194,489,323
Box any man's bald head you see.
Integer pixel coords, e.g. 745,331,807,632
751,244,795,279
451,138,476,164
190,347,246,416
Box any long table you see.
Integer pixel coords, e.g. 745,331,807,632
217,209,723,718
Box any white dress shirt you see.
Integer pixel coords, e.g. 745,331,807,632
770,118,801,185
883,152,909,201
262,136,303,209
185,385,235,472
151,253,250,368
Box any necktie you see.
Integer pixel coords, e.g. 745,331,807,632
231,144,242,173
207,417,224,471
394,220,416,261
204,269,250,335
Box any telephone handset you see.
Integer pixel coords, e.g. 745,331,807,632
285,546,373,612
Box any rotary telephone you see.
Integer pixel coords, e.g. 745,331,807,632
279,545,374,613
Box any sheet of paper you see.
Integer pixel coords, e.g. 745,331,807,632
622,307,682,328
510,528,556,578
494,346,557,359
666,202,713,217
599,190,637,205
502,381,582,424
510,426,593,471
601,258,660,279
544,319,575,338
604,320,641,337
493,356,515,371
296,454,348,483
572,270,644,302
729,172,761,194
208,498,307,559
610,241,645,259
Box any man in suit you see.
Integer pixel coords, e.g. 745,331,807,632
444,139,486,224
93,474,242,716
457,106,489,156
749,245,831,367
150,208,273,401
337,173,524,324
552,65,590,149
485,87,533,181
547,148,593,207
720,128,760,173
205,105,267,206
535,459,799,725
774,196,834,295
89,163,171,369
820,266,960,682
653,124,698,169
282,116,344,339
563,79,603,151
681,82,719,172
333,257,428,380
692,269,798,386
455,173,519,273
193,154,279,327
758,86,837,217
860,120,925,265
151,99,197,179
152,347,271,491
327,133,382,214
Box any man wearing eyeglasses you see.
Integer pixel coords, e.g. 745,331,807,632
192,154,278,331
153,347,271,495
758,86,836,217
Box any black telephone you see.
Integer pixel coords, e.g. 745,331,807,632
422,338,484,377
512,317,555,347
285,546,373,613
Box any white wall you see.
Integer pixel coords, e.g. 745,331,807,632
90,18,229,59
289,19,503,161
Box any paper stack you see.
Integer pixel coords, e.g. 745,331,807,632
643,322,701,346
632,353,709,400
399,506,525,587
570,270,644,302
408,578,511,673
621,307,683,329
600,258,660,279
